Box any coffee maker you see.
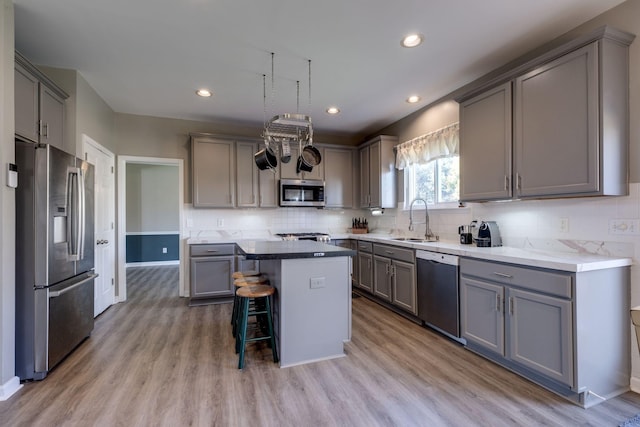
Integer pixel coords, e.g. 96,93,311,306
476,221,502,247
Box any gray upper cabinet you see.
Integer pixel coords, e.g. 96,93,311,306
236,140,279,208
191,136,235,208
459,82,512,201
259,168,279,208
15,53,68,152
514,43,599,198
324,147,355,208
458,26,634,202
236,141,259,207
359,135,397,208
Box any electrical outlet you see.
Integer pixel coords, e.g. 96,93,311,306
162,247,167,254
609,219,640,235
310,277,325,289
217,218,224,228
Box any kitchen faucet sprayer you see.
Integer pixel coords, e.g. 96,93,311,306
409,198,437,241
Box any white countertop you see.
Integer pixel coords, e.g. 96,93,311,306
345,234,632,273
187,234,632,273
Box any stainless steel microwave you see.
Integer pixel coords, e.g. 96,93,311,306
279,179,325,207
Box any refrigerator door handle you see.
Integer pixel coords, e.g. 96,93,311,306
67,167,83,261
78,166,86,260
49,274,98,298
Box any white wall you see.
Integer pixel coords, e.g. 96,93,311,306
0,0,19,400
126,164,179,232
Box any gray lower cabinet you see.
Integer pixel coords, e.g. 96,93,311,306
189,244,235,303
356,241,373,292
332,239,357,285
372,244,417,315
373,256,392,301
460,257,630,407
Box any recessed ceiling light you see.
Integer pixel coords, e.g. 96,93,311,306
196,89,212,97
401,33,424,48
326,106,340,115
406,95,421,103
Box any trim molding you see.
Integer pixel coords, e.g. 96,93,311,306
0,376,22,401
126,261,180,268
630,376,640,393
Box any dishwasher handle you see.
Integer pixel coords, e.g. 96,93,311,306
416,250,459,266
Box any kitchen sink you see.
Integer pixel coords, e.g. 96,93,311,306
391,237,439,243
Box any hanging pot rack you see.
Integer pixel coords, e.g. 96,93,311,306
255,54,320,172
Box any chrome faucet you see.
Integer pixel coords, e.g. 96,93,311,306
409,198,436,241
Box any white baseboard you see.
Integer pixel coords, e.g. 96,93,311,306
630,376,640,393
0,376,22,401
126,260,179,268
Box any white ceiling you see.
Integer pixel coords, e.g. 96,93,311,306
13,0,626,141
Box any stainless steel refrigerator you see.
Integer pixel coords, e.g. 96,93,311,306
15,141,96,381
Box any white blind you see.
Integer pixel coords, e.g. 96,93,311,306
395,122,459,170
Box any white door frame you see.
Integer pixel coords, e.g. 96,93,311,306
117,155,184,301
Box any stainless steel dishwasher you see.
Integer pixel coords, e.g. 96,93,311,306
416,250,464,344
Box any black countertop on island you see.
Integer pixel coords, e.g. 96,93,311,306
237,240,356,260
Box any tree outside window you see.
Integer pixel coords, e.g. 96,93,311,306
405,156,459,208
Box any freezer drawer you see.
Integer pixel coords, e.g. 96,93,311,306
48,274,95,371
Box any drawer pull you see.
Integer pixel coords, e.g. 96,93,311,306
206,250,220,253
493,272,513,278
385,250,395,254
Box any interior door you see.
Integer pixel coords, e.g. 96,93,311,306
84,139,116,317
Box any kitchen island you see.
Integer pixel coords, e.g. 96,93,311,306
236,240,356,367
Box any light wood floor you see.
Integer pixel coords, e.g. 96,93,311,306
2,265,640,426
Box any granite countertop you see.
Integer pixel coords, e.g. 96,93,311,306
236,240,356,260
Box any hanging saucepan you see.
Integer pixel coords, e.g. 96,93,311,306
302,144,321,166
254,142,278,170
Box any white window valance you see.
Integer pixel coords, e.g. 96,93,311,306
395,122,459,169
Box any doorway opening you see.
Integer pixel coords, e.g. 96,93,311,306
117,156,184,301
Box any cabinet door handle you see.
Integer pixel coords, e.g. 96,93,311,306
504,175,509,191
43,122,49,138
385,264,390,274
38,120,43,136
509,297,514,315
493,272,513,279
496,294,501,312
516,173,522,190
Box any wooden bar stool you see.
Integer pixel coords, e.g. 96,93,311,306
232,270,260,280
236,285,278,369
231,275,268,338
